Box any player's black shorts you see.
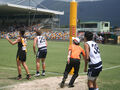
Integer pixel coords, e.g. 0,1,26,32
16,50,26,62
88,67,102,77
36,49,47,59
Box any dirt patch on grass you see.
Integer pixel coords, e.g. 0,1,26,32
11,75,88,90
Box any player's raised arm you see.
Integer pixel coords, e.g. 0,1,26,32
6,35,20,45
33,37,37,55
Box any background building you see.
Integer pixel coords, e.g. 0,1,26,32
0,0,64,31
77,21,110,32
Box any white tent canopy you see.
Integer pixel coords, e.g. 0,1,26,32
0,0,44,7
0,0,64,15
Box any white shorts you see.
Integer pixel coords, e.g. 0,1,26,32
88,76,98,81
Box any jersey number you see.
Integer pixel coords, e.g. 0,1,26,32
92,44,100,54
39,37,45,43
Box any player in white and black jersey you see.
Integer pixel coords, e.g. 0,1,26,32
33,30,47,76
84,31,102,90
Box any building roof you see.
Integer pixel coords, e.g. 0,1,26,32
80,21,110,24
0,3,64,16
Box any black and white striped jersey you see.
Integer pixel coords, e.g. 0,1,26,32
37,36,47,50
86,41,102,69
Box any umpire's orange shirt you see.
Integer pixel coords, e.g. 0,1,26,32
69,44,85,60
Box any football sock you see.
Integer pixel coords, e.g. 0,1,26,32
89,88,94,90
37,71,39,74
94,88,99,90
18,74,21,77
42,70,45,73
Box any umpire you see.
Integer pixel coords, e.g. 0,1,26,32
60,37,86,88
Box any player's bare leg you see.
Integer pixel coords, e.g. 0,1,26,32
88,80,94,90
41,58,45,76
16,59,22,80
93,79,99,90
36,58,40,72
21,61,31,80
41,58,45,71
21,62,30,74
34,58,40,76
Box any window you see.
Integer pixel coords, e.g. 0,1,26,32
105,23,108,27
80,23,98,28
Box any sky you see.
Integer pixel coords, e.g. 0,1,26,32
41,0,120,26
54,0,103,2
0,0,119,26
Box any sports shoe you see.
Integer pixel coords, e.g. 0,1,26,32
41,72,45,76
68,84,74,88
60,78,66,88
26,74,31,80
60,81,65,88
34,73,40,77
17,75,22,80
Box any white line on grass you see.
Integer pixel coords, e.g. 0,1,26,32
79,65,120,75
0,85,15,90
0,67,63,75
1,65,120,75
102,65,120,71
0,65,120,89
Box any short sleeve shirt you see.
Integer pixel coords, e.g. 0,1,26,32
69,44,85,59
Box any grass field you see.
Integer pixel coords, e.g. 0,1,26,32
0,39,120,90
